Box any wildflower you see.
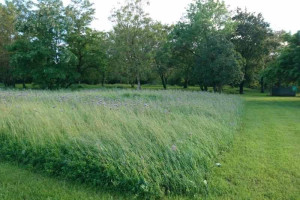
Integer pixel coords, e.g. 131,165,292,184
172,144,177,151
203,180,208,185
216,163,221,167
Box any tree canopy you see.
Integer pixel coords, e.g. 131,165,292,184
0,0,298,92
264,31,300,86
232,8,273,93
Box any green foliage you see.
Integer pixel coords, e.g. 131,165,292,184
195,33,245,92
0,89,242,197
65,0,95,83
232,8,273,93
151,23,174,89
264,31,300,86
0,0,287,92
0,1,17,86
8,0,78,89
170,20,197,88
4,0,106,89
170,0,243,91
81,31,110,85
109,0,154,90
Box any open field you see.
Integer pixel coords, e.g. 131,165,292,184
0,89,299,199
0,89,242,198
0,0,298,198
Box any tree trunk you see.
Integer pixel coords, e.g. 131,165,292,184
101,73,105,87
137,74,141,90
22,81,26,89
260,77,265,93
239,81,244,94
183,78,188,89
77,54,83,82
160,74,167,90
213,84,217,93
217,85,223,93
204,85,208,91
200,85,204,91
4,78,15,88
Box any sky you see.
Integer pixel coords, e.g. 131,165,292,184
84,0,299,33
1,0,299,33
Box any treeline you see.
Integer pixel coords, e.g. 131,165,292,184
0,0,299,92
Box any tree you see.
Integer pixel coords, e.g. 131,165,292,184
232,8,272,94
9,0,78,89
171,0,243,91
83,30,110,86
195,33,244,92
264,31,300,86
151,23,173,89
170,22,196,89
110,0,153,90
0,1,17,87
259,31,285,93
5,0,35,88
3,0,110,88
8,39,34,88
65,0,95,83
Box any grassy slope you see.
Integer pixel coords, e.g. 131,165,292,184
0,91,299,199
207,93,300,199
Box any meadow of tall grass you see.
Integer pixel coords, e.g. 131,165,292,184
0,89,242,197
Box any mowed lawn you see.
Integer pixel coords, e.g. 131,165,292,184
0,162,123,200
208,94,300,200
0,91,299,200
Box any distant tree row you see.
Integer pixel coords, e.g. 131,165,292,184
0,0,299,92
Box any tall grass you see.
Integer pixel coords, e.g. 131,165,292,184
0,89,242,197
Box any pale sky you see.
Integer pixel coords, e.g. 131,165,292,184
1,0,299,33
79,0,299,33
79,0,300,33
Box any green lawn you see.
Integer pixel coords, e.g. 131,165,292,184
0,91,299,199
0,162,129,200
207,94,300,199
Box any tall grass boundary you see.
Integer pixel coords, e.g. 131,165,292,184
0,89,243,197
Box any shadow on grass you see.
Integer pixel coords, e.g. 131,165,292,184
0,161,135,200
